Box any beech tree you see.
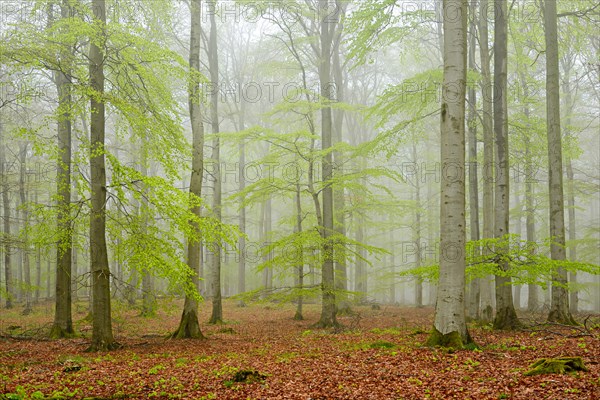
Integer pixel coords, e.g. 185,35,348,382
492,0,520,330
207,0,224,325
426,0,472,348
88,0,116,351
172,0,204,339
544,0,576,325
478,0,495,322
49,0,74,339
315,0,339,328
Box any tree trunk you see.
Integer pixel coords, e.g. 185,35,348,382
332,19,351,315
426,0,472,348
34,189,41,304
19,143,33,316
412,143,423,308
172,0,204,339
355,208,367,304
294,183,304,321
544,0,576,325
426,170,437,306
563,62,578,315
50,0,74,334
261,197,273,294
519,75,539,313
140,155,155,317
237,109,246,305
478,0,494,322
466,2,480,320
492,0,520,330
313,0,338,329
566,159,578,314
87,0,116,351
207,0,223,325
389,230,397,304
0,120,13,309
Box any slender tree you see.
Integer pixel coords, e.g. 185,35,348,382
478,0,495,322
172,0,205,339
19,142,33,315
0,119,13,309
314,0,339,328
426,0,472,348
207,0,223,324
492,0,520,330
50,0,74,338
544,0,576,325
88,0,116,351
466,1,480,320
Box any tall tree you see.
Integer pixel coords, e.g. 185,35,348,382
172,0,205,339
50,0,74,338
0,123,13,309
478,0,495,322
314,0,339,328
88,0,116,351
466,1,480,320
544,0,576,325
426,0,472,348
332,4,351,315
492,0,520,330
19,142,33,315
207,0,223,325
412,143,423,308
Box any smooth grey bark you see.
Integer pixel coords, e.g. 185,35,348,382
492,0,520,330
34,189,41,304
389,230,396,304
544,0,576,325
562,58,578,315
207,0,223,325
478,0,494,322
412,143,423,308
237,115,246,302
427,0,472,347
47,0,75,339
87,0,116,351
355,202,367,303
521,78,539,312
314,0,338,328
140,159,155,317
0,119,13,309
332,4,351,314
173,0,204,339
56,3,75,323
261,196,273,294
426,167,437,306
466,1,480,320
294,183,304,320
19,143,32,316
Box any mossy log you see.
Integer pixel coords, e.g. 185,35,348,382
524,357,588,376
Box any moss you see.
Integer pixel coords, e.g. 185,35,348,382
49,325,76,340
231,369,266,383
493,306,521,330
369,341,396,349
425,327,474,350
524,357,588,376
547,309,578,326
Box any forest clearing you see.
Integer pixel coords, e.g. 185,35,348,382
1,300,599,399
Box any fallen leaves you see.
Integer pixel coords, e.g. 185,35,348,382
0,301,598,399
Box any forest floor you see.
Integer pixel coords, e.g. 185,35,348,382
0,299,598,399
